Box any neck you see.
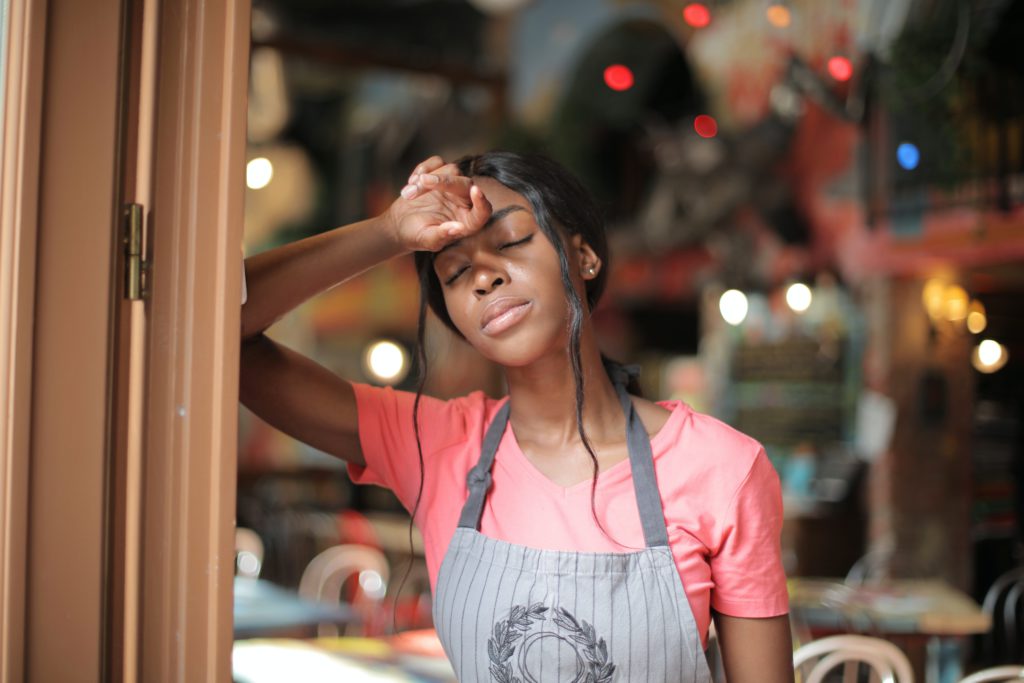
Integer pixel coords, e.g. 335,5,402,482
503,324,625,450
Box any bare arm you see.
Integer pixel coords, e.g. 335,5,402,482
714,612,795,683
239,158,491,466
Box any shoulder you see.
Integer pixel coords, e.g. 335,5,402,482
648,399,773,496
351,382,507,448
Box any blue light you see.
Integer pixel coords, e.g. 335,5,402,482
897,142,920,170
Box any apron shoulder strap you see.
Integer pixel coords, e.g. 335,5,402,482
457,399,510,530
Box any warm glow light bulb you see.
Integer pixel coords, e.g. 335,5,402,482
979,340,1002,366
967,300,987,334
246,157,274,189
973,339,1008,374
944,284,968,321
365,340,408,383
922,278,946,320
786,283,812,313
719,289,749,326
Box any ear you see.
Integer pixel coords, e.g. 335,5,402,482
570,233,602,281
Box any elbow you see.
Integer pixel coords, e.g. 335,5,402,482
239,305,270,343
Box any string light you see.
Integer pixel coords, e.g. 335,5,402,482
897,142,920,170
246,157,274,190
682,3,711,28
973,339,1008,374
827,56,853,82
603,64,634,91
785,283,812,313
766,4,791,28
967,300,987,334
719,289,749,326
694,114,718,138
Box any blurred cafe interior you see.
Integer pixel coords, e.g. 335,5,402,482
228,0,1024,680
3,0,1024,681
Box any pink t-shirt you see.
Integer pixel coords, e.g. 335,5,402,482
347,382,789,647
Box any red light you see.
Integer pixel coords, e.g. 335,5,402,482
682,3,711,28
603,64,634,91
694,114,718,138
827,56,853,82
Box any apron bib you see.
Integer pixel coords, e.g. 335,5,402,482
432,366,713,682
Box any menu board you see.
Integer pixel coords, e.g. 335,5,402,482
729,337,850,448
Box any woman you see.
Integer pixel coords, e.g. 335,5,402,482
240,151,794,681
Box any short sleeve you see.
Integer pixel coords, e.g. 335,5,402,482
347,382,472,511
709,447,790,617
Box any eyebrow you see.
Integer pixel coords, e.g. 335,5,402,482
436,205,529,255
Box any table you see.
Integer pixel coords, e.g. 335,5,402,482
232,629,455,682
234,577,358,638
789,578,992,683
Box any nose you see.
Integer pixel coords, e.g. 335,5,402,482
474,271,505,296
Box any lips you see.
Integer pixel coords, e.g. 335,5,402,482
480,297,532,335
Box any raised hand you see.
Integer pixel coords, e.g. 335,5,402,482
383,156,492,253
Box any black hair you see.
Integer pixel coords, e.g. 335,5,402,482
390,151,640,631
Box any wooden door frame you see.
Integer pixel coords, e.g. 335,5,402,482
138,0,249,680
0,0,249,679
0,0,46,681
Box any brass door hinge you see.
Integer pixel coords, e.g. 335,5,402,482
123,203,149,300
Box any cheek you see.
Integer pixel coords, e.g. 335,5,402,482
440,290,473,335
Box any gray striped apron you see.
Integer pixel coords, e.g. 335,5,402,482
432,366,713,682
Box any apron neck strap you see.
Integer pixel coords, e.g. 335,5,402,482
457,365,671,549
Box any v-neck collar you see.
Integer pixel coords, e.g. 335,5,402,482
495,399,688,498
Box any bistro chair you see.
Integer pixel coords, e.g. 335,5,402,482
235,526,265,579
299,544,390,637
794,634,915,683
959,666,1024,683
982,568,1024,663
846,546,893,587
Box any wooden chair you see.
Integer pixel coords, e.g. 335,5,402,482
959,666,1024,683
298,544,390,637
794,634,915,683
234,526,264,579
982,568,1024,663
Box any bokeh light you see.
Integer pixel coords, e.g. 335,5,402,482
694,114,718,138
766,4,791,28
603,64,634,91
967,300,987,334
897,142,920,170
944,284,969,322
364,340,409,384
246,157,274,190
973,339,1009,374
827,56,853,82
922,278,946,320
786,283,813,313
683,3,711,28
719,289,749,326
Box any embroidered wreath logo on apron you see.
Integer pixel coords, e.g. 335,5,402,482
487,602,616,683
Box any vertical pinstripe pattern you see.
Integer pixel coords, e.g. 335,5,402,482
433,370,712,682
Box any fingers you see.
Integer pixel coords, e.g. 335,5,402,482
467,184,493,229
401,172,473,202
407,156,447,183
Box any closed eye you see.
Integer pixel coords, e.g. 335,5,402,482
499,234,534,250
443,234,534,286
444,267,468,286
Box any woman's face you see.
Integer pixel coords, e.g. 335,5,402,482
431,176,600,367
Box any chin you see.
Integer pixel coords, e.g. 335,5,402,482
471,325,569,369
